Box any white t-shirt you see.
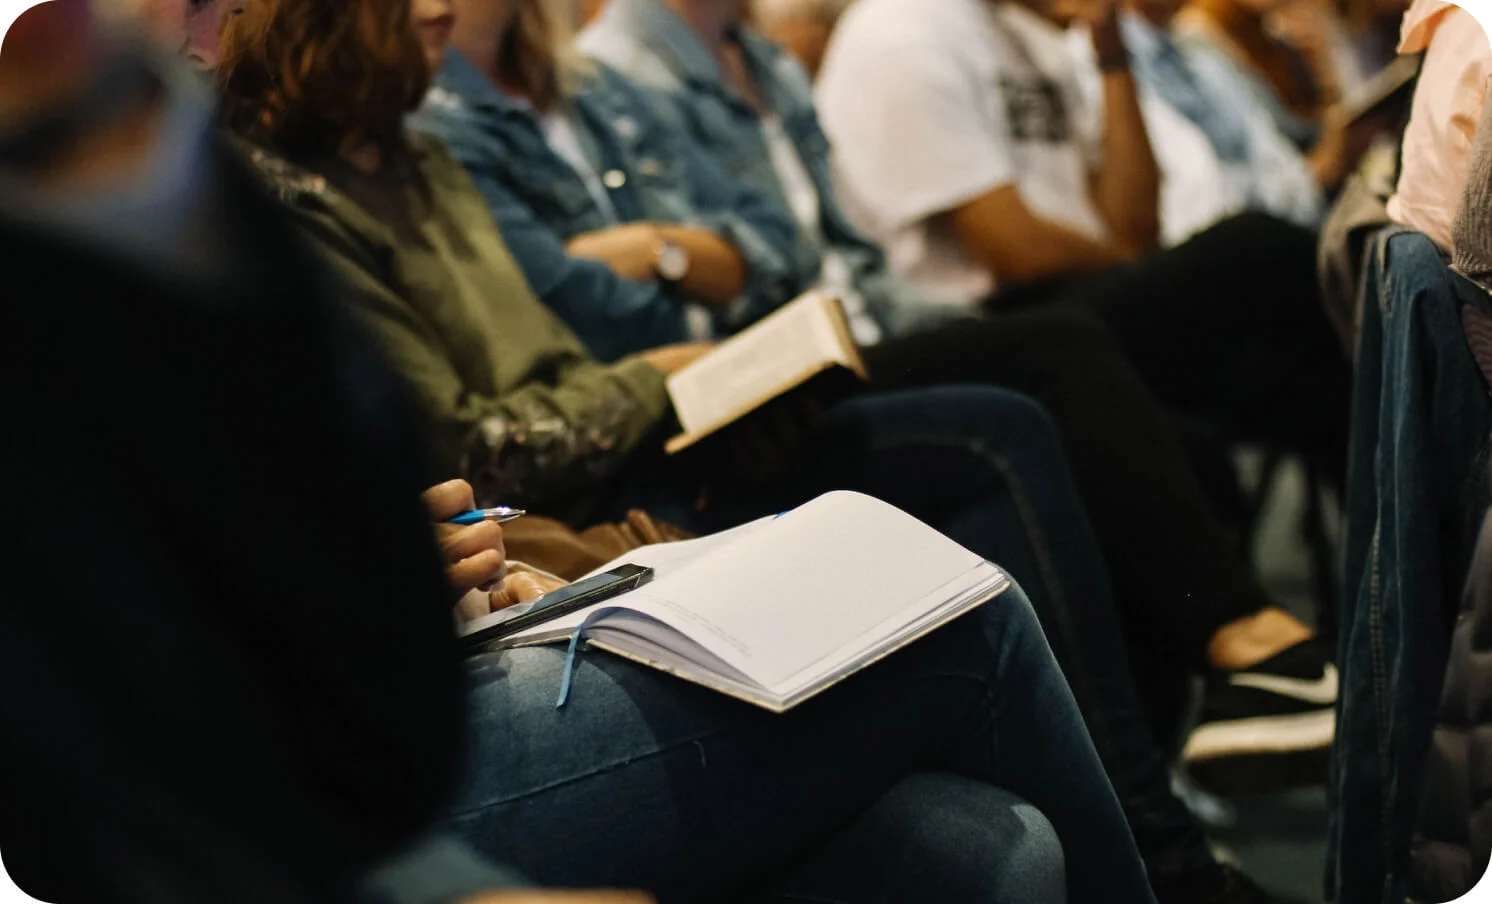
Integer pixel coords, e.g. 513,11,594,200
759,113,883,345
1063,26,1233,247
815,0,1108,306
540,108,622,224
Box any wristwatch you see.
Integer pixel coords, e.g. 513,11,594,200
652,231,691,283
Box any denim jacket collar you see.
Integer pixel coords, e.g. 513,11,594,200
429,48,536,122
424,49,651,226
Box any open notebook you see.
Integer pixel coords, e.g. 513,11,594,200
497,492,1010,712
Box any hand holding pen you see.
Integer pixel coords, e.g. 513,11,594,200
444,506,526,525
421,480,526,595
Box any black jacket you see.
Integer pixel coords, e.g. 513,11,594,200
1412,475,1492,901
0,125,473,902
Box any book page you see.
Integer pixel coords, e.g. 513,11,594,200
597,492,989,692
667,293,850,435
499,516,780,644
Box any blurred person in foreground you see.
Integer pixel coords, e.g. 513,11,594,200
0,3,624,903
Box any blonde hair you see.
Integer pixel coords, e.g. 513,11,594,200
499,0,593,112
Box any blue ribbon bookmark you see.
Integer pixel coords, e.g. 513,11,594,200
556,623,587,708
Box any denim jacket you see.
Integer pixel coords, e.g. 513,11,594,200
581,0,950,338
411,49,801,363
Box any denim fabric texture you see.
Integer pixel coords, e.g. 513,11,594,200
590,384,1205,882
580,0,957,338
412,50,802,362
1330,227,1492,904
447,578,1147,904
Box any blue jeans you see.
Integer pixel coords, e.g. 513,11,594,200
445,583,1150,904
1329,229,1492,904
668,387,1207,878
602,387,1201,880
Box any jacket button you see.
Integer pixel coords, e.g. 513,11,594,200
603,169,627,189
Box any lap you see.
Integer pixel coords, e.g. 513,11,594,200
441,593,1042,899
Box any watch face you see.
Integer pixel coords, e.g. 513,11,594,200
656,241,690,282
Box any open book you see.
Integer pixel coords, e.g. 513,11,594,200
498,492,1010,712
665,291,868,454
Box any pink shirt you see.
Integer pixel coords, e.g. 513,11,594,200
1386,0,1492,250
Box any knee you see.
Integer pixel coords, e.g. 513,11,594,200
922,386,1063,458
890,774,1067,904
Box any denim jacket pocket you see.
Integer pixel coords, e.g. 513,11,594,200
504,161,611,237
684,98,760,179
630,153,694,223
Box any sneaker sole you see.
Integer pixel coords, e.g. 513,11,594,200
1183,710,1334,794
1183,709,1335,761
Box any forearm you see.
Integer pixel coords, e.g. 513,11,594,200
1088,21,1160,253
461,356,672,508
948,184,1135,287
986,224,1132,288
565,224,747,310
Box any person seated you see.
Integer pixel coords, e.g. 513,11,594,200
412,14,808,365
1329,7,1492,903
1385,0,1492,255
1072,0,1366,244
0,6,549,900
236,3,1316,902
585,0,1349,468
799,0,1352,478
1411,104,1492,903
1173,0,1348,145
579,0,1339,810
179,5,1175,899
748,0,852,79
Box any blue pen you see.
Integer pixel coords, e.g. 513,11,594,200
446,507,527,526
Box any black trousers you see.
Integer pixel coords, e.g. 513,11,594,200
863,213,1349,721
997,212,1351,480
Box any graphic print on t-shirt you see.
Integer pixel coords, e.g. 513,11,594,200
997,75,1072,143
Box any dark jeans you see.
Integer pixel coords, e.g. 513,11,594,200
596,386,1213,882
446,583,1149,904
991,212,1352,482
1329,228,1492,904
864,306,1265,670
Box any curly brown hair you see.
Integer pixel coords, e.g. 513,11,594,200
216,0,429,158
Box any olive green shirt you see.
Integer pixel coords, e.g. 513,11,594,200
243,133,671,509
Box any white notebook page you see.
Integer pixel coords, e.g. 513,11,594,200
510,492,991,692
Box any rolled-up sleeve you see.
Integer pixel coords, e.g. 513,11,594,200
663,106,803,328
428,117,694,361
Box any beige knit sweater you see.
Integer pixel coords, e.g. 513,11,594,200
1453,97,1492,287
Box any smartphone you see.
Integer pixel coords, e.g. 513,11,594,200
458,563,654,651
